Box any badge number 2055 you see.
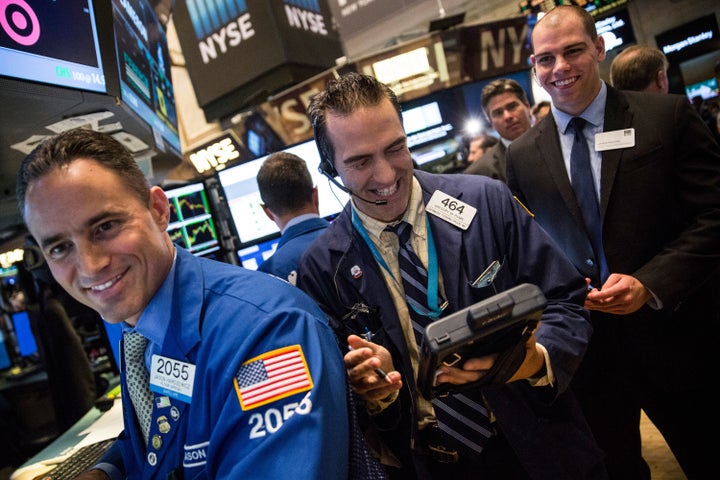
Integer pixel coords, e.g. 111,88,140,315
249,392,312,438
155,357,190,380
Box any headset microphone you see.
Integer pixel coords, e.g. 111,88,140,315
319,166,388,206
315,132,388,205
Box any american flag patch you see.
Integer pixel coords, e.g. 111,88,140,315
234,345,313,410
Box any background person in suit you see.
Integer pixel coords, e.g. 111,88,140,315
505,6,720,479
297,72,607,479
532,100,551,123
465,133,498,164
463,78,533,182
609,44,669,93
256,151,329,284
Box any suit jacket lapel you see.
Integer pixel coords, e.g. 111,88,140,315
599,87,633,217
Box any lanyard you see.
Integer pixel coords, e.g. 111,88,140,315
351,209,445,319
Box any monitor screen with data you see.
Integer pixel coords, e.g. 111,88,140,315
165,180,222,257
0,0,107,92
217,139,349,248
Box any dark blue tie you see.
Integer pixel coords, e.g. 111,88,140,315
569,117,609,284
385,222,493,458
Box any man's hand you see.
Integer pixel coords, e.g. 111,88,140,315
74,469,111,479
345,334,402,402
585,273,652,314
434,332,545,385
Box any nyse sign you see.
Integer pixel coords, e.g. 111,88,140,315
459,16,531,80
189,134,242,173
268,71,339,145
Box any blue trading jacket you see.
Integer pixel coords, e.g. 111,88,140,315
258,216,329,284
103,247,348,479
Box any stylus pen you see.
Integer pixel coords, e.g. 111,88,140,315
348,345,392,383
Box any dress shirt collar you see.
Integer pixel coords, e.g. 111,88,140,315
123,248,177,350
282,213,320,234
352,176,426,242
554,81,608,133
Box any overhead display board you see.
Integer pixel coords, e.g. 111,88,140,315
327,0,425,38
172,0,343,122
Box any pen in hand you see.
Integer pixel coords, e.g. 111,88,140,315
348,344,392,383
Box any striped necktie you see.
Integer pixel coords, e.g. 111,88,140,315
124,330,153,443
569,117,609,284
385,221,494,458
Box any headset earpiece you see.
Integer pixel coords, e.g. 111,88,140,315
314,131,338,178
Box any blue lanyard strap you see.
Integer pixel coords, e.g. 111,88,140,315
352,210,445,318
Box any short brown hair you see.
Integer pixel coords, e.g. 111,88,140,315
308,72,402,176
16,128,150,220
481,78,530,114
257,151,314,215
610,45,669,91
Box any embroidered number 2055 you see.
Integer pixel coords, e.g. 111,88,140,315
248,391,313,438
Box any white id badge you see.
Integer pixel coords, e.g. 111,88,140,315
595,128,635,151
150,354,196,403
426,190,477,230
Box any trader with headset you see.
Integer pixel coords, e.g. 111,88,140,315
296,72,607,479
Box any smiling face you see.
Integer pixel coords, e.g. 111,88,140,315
326,98,414,223
531,8,605,116
485,92,533,141
24,158,175,326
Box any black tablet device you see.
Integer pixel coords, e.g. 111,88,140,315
417,283,546,399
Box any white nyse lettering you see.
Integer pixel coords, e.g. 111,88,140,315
480,24,527,71
280,99,312,136
198,13,256,64
284,5,327,35
278,88,319,136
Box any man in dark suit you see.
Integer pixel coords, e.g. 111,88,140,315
506,6,720,479
297,72,607,479
609,44,669,94
463,78,533,182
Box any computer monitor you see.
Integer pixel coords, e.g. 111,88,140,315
109,0,181,154
0,331,11,371
11,311,38,359
216,138,349,249
237,236,281,271
165,180,222,257
685,77,719,101
0,0,107,93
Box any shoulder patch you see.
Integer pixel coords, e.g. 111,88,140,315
233,345,313,410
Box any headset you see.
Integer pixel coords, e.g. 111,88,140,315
315,130,387,206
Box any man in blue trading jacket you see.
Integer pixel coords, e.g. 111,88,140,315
16,128,348,479
256,151,329,284
296,72,607,479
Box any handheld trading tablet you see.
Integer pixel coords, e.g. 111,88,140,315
417,283,546,399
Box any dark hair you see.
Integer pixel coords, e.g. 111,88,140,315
470,133,499,151
308,72,402,173
256,151,315,215
532,5,598,48
610,44,668,91
532,100,551,116
481,78,530,113
16,128,150,219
